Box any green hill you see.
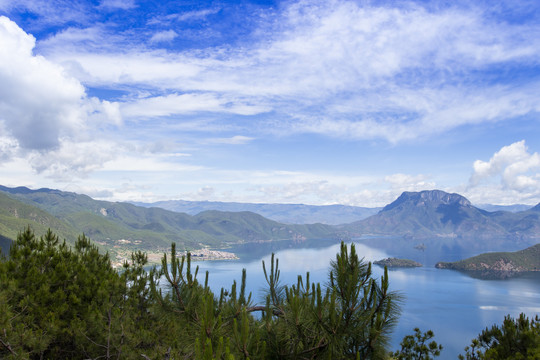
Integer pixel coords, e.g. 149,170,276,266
0,186,336,261
0,191,80,245
436,244,540,273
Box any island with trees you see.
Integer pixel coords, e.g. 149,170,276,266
374,257,422,268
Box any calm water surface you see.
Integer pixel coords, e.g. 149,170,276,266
171,238,540,358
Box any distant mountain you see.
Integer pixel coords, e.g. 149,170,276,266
3,185,540,263
436,243,540,277
133,200,380,225
475,204,532,212
343,190,540,242
0,186,336,254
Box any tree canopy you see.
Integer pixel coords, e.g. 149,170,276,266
1,228,538,359
0,228,402,359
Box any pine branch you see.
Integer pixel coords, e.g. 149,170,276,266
0,332,17,356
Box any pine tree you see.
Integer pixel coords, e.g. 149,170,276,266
0,227,161,359
459,313,540,360
152,241,402,359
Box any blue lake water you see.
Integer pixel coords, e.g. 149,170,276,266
166,238,540,358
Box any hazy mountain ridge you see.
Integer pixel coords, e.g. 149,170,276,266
2,186,540,259
133,199,381,225
0,186,336,253
344,190,540,242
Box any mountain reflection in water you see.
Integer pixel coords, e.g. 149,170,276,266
161,238,540,359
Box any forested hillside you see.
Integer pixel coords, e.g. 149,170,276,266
0,186,336,259
436,244,540,273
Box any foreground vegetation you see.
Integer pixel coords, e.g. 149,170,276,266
0,228,539,359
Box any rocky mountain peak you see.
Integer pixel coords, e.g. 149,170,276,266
382,190,471,212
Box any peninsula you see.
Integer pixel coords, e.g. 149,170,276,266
435,244,540,273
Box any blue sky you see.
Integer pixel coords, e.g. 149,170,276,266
1,0,540,207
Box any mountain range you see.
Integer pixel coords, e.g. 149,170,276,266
1,186,540,260
133,200,381,225
133,197,531,226
0,186,335,257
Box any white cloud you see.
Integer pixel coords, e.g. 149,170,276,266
467,141,540,202
121,93,269,118
99,0,136,10
0,135,18,162
0,0,93,26
207,136,254,145
175,8,220,22
38,1,540,143
0,16,85,150
255,181,334,202
0,16,121,177
28,140,119,180
150,30,178,43
147,8,221,26
197,186,215,198
385,173,435,190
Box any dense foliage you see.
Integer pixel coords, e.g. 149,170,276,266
459,313,540,360
390,328,442,360
0,227,154,359
1,228,539,359
0,228,401,359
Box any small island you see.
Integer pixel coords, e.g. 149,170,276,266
435,244,540,279
374,257,422,268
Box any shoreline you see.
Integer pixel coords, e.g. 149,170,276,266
112,247,239,268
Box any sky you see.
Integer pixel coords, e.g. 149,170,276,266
1,0,540,207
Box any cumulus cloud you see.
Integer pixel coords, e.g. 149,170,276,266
29,140,118,180
469,140,540,195
0,135,18,162
0,16,86,150
0,16,120,176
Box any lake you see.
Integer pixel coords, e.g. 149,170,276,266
166,238,540,358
